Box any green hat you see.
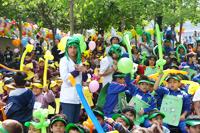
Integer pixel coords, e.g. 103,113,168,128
65,36,81,64
108,44,122,58
112,114,130,126
66,123,84,133
149,80,155,85
165,75,181,81
24,121,41,129
113,72,126,78
148,112,165,120
50,117,68,126
138,80,151,84
93,110,104,119
186,115,200,127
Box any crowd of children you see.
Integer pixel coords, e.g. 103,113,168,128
0,28,200,133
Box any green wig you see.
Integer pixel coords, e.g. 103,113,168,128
65,36,82,64
108,44,122,58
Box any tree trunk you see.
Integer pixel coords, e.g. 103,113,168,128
156,16,163,31
18,18,23,53
69,0,74,35
52,27,56,46
179,21,183,43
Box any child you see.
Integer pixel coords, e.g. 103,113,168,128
2,119,23,133
25,119,41,133
66,123,84,133
155,74,191,133
50,114,68,133
49,81,60,98
127,75,156,115
148,109,170,133
105,113,132,133
5,72,35,126
186,115,200,133
93,110,113,132
31,82,55,109
103,72,128,117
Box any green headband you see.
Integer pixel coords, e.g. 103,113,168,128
0,124,8,133
138,80,151,84
165,75,181,81
65,123,84,133
112,114,130,126
114,74,126,78
50,117,67,126
149,112,165,120
186,120,200,126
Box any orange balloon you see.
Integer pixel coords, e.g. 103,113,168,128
12,39,21,47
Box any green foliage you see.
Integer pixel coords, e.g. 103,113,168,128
0,0,200,32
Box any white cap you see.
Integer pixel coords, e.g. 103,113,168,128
193,88,200,102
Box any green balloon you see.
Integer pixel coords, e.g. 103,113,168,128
136,26,143,35
117,58,133,74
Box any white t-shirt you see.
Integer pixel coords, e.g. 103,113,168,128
99,56,114,86
193,88,200,102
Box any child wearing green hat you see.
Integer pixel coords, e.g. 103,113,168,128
186,115,200,133
154,74,191,133
50,114,68,133
127,75,156,115
103,72,128,117
25,119,41,133
93,110,113,132
148,109,170,133
66,123,84,133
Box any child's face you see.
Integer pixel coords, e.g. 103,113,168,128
139,82,149,93
150,115,163,127
124,111,135,121
28,125,41,133
116,78,125,84
167,78,180,90
148,84,154,92
50,121,65,133
52,85,59,93
32,87,43,96
187,125,200,133
193,101,200,115
148,58,155,66
115,117,128,128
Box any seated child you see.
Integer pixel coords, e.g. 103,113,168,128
103,72,128,117
66,123,84,133
25,119,41,133
127,75,156,115
50,114,68,133
186,115,200,133
2,119,23,133
93,110,113,132
105,113,132,133
148,109,170,133
31,82,55,109
155,74,191,133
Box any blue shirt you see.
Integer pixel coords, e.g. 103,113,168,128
127,83,156,113
155,86,191,113
103,82,127,117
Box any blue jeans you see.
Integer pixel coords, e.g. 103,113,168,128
61,103,81,123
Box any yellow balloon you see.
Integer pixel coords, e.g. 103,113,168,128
181,80,200,95
43,50,54,87
20,44,34,71
58,37,67,52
